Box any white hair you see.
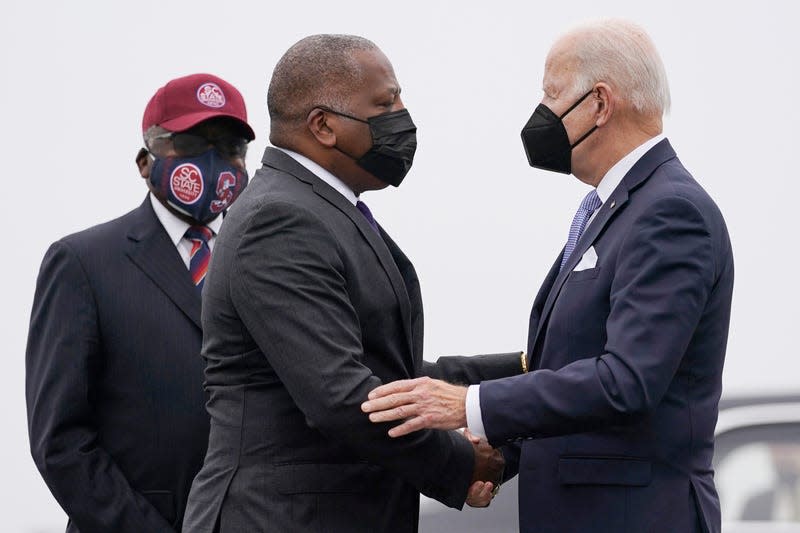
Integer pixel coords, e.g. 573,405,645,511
562,19,671,116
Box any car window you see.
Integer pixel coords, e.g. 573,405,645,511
714,423,800,522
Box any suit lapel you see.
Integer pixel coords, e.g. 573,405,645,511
381,231,423,367
527,254,562,368
529,139,678,358
261,148,416,363
125,198,202,329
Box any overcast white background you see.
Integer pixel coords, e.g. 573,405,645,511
2,0,798,530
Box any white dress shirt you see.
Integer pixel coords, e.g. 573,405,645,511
466,134,667,440
149,194,223,269
280,148,359,206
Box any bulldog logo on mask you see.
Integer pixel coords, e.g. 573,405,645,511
210,171,238,214
150,149,248,223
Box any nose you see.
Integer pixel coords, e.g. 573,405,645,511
392,95,405,112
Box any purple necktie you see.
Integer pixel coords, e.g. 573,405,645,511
560,189,601,272
184,225,213,291
356,200,380,234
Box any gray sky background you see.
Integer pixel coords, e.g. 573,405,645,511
2,0,798,529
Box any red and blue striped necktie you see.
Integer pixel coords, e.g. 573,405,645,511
184,225,213,291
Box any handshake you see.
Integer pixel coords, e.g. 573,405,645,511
464,428,506,507
361,377,505,508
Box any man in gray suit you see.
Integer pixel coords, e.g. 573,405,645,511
182,34,523,533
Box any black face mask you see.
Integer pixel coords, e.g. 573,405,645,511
520,89,597,174
320,107,417,187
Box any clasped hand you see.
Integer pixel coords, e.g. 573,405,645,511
465,429,504,507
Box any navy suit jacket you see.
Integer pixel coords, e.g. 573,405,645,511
26,198,210,532
481,140,734,533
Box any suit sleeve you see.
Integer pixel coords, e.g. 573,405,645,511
229,202,474,509
26,241,174,533
420,352,524,384
480,196,715,443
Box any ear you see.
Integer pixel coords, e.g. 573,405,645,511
306,108,337,148
136,148,152,180
593,83,614,127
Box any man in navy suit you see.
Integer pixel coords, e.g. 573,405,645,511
363,19,734,533
26,73,255,532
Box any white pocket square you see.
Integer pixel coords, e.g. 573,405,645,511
573,246,598,272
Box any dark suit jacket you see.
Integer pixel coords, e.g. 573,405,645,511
183,147,521,533
26,198,211,532
480,140,734,533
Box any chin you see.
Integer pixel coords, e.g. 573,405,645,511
362,176,392,192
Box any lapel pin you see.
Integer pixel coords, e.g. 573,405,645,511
610,200,616,209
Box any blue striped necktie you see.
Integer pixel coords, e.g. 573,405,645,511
560,189,601,272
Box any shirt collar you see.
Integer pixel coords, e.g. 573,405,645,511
595,133,666,203
278,147,359,206
149,193,222,246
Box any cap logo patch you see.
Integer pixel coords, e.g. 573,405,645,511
170,163,204,204
196,82,226,108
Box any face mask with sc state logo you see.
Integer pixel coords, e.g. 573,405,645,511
149,149,248,223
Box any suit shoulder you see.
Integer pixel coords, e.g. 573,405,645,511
640,159,726,225
59,204,143,247
629,163,732,269
48,203,149,268
225,169,333,231
248,166,323,206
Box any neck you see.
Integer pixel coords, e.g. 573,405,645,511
283,138,386,195
576,117,662,186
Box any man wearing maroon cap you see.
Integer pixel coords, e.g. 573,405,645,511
26,73,254,533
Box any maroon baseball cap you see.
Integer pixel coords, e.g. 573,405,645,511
142,73,255,140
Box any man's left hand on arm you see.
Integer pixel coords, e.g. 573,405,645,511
361,377,468,437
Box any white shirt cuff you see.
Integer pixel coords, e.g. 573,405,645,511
466,384,487,440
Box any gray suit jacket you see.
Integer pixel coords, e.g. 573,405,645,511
183,147,521,533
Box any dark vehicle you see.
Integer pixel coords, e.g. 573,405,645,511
419,394,800,533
